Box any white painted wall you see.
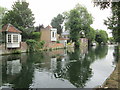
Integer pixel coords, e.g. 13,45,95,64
51,28,57,42
60,40,67,47
6,33,21,48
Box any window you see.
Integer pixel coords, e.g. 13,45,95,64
52,32,55,37
8,34,11,43
13,35,18,43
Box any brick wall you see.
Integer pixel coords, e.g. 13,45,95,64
0,42,28,55
44,42,64,49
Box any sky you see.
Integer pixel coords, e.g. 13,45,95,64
0,0,112,37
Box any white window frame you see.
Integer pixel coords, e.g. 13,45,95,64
13,35,18,43
8,34,11,43
52,32,55,38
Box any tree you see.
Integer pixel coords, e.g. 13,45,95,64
95,29,108,45
68,9,81,47
35,24,44,32
104,2,120,43
65,4,93,47
109,37,115,44
30,32,41,41
0,6,7,44
0,6,7,27
94,1,120,43
87,27,96,46
51,14,64,34
2,1,35,41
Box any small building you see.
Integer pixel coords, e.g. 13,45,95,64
59,37,68,47
2,24,22,48
61,30,70,40
40,25,57,43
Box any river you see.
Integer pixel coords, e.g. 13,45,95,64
0,45,118,88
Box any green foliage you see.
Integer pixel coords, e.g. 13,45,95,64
109,37,115,43
104,2,120,43
35,40,45,49
56,40,60,43
68,9,81,47
51,14,64,34
35,24,44,32
0,6,7,26
2,1,35,40
95,30,108,45
26,39,45,52
0,6,7,44
30,32,41,41
64,4,93,47
94,1,120,43
87,27,96,45
12,50,21,54
26,39,37,52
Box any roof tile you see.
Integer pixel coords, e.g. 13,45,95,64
2,24,22,33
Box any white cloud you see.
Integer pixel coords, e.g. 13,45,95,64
0,0,112,37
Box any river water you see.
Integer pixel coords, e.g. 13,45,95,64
0,45,118,88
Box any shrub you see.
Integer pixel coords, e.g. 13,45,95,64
26,39,37,52
56,40,60,43
12,50,21,54
35,40,45,49
30,32,41,41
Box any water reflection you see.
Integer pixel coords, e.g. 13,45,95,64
1,45,117,88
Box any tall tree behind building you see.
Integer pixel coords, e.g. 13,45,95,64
2,1,35,41
51,14,64,35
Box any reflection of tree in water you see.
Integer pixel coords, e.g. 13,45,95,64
53,49,93,88
52,46,108,88
113,46,119,63
94,45,108,59
2,46,109,88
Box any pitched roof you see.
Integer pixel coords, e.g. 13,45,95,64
46,25,52,30
2,24,22,33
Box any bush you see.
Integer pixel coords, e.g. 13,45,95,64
56,40,60,43
35,40,45,49
12,50,21,54
30,32,41,41
26,39,37,52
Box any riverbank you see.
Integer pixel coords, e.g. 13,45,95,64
102,44,120,89
95,61,119,90
102,60,119,89
96,44,120,90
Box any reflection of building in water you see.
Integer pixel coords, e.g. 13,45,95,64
80,46,88,55
51,58,57,72
7,59,22,75
61,58,67,69
50,54,69,76
64,49,67,56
